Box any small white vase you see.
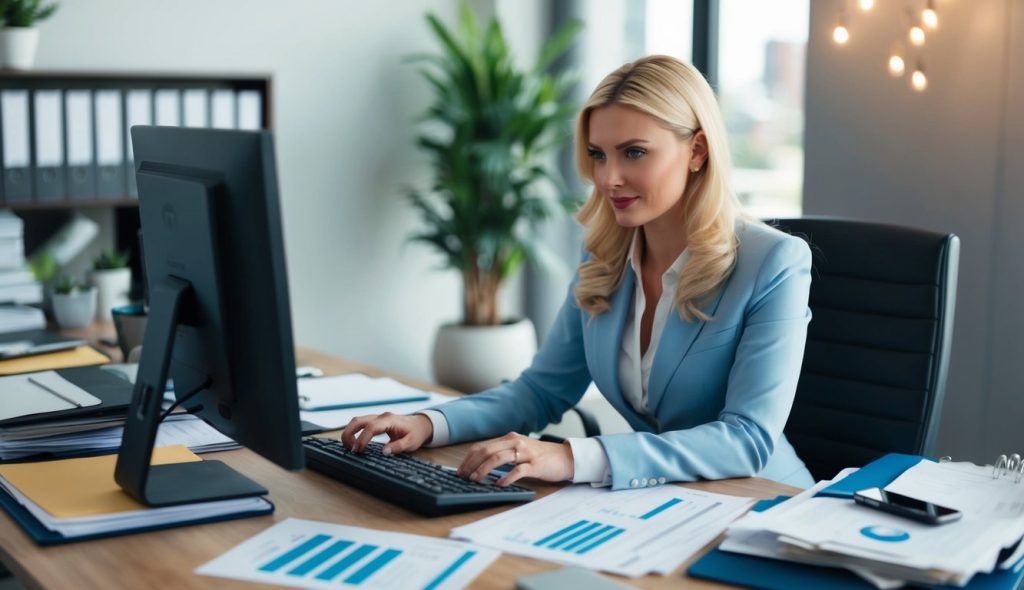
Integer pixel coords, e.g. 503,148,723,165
91,267,132,321
52,288,97,330
0,27,39,70
432,318,538,393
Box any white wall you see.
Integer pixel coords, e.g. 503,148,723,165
804,0,1023,461
34,0,548,380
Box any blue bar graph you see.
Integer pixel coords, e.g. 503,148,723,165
562,524,616,552
532,520,589,547
639,498,683,520
314,544,378,582
259,534,331,572
548,522,602,549
577,528,625,554
287,540,354,577
424,550,477,590
343,548,402,585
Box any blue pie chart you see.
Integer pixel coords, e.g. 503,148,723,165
860,525,910,542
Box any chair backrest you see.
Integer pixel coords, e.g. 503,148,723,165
772,217,959,481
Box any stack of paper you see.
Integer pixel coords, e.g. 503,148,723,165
0,413,237,461
0,210,41,306
0,445,272,541
297,373,430,411
723,460,1024,588
450,483,753,577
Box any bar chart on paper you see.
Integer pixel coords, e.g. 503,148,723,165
450,485,753,576
197,518,499,590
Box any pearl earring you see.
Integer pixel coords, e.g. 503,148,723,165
691,165,701,173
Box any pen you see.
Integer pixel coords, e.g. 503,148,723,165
27,376,84,408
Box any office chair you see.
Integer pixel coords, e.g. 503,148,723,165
773,217,960,481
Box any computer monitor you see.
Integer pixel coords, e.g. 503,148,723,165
115,126,304,507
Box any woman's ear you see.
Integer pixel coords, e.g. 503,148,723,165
691,130,709,169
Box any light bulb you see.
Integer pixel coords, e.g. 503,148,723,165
833,24,850,45
858,0,875,11
889,54,906,76
909,25,926,46
923,1,939,29
911,67,928,91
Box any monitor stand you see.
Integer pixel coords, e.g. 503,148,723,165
114,275,266,507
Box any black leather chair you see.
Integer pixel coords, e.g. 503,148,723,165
773,217,960,481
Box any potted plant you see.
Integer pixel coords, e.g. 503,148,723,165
51,275,95,329
90,249,131,322
408,3,581,392
0,0,58,70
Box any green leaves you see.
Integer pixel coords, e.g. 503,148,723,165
407,2,582,323
0,0,58,27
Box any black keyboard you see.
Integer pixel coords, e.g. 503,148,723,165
302,437,535,516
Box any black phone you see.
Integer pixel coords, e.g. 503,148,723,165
853,487,962,525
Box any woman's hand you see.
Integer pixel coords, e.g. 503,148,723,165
340,412,433,455
458,432,575,486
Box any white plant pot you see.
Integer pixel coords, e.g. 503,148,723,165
1,27,39,70
432,318,538,393
52,288,97,330
91,267,132,321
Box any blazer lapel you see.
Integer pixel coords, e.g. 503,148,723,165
588,267,635,406
647,286,729,413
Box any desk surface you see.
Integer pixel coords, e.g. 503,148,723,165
0,346,799,589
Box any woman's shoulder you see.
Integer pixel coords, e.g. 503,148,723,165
734,218,812,270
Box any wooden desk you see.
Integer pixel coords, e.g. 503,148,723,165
0,347,799,589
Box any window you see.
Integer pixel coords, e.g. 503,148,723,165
717,0,808,217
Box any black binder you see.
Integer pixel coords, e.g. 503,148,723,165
0,366,134,427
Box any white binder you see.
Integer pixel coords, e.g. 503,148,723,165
65,90,95,200
154,88,180,126
211,89,236,129
182,88,208,128
125,89,153,196
1,90,32,203
32,90,64,202
94,90,125,198
237,90,263,130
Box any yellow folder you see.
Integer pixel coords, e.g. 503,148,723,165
0,445,202,518
0,346,109,376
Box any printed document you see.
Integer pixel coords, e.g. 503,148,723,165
197,518,498,590
450,484,753,577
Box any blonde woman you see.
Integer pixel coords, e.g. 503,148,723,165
343,55,814,489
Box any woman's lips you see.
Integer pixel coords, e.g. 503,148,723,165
611,197,639,209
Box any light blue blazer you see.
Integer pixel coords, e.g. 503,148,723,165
433,220,814,489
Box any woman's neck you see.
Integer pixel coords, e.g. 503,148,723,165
640,219,688,275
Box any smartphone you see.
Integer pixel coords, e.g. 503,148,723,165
853,487,962,525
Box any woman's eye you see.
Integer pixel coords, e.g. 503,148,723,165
587,149,605,161
625,147,646,160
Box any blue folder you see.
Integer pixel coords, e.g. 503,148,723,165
0,482,274,545
687,454,1024,590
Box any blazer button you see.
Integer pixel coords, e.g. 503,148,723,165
630,478,639,488
658,477,667,485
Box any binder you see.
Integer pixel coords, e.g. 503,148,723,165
992,454,1024,483
124,89,152,196
154,88,180,126
0,329,85,360
0,446,275,545
32,90,65,202
0,366,131,427
237,89,263,130
210,89,236,129
94,90,125,198
64,90,96,201
0,346,109,376
182,88,208,128
1,90,32,203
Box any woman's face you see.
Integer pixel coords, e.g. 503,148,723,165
587,103,706,229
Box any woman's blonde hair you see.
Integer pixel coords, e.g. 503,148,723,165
573,55,746,322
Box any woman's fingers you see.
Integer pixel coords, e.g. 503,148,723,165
469,447,519,481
